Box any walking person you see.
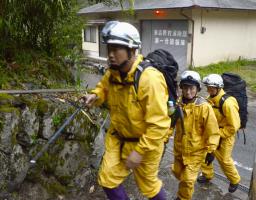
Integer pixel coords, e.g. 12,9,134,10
197,74,241,193
82,21,171,200
171,71,220,200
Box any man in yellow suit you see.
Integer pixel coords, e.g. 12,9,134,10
172,71,220,200
83,21,171,200
197,74,241,193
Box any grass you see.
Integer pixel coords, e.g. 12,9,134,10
194,59,256,92
0,49,77,90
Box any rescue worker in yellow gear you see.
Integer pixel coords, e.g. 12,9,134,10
197,74,241,193
82,21,171,200
171,71,220,200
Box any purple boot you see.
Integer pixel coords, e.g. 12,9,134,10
150,187,167,200
103,185,130,200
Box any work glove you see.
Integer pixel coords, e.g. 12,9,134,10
205,152,215,166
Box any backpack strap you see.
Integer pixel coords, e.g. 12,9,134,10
218,93,230,115
134,60,177,102
134,60,152,93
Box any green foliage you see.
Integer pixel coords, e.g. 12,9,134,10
0,0,83,57
45,181,67,195
31,133,38,145
0,118,4,132
195,59,256,91
37,100,49,116
0,106,18,113
85,0,135,14
0,1,83,89
52,111,68,127
85,0,135,7
52,115,62,127
39,152,58,174
0,93,14,102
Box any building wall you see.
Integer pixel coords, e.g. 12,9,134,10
192,9,256,66
82,9,193,67
81,8,256,67
136,9,193,69
82,26,99,57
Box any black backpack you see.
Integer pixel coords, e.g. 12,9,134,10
219,72,248,130
134,49,179,127
134,49,178,102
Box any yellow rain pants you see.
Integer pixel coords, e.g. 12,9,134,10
200,89,241,184
172,97,220,200
92,54,171,198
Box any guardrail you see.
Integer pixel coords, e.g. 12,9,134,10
0,89,87,95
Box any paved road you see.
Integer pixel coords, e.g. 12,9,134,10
79,71,255,200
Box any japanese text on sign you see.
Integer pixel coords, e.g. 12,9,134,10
153,29,187,46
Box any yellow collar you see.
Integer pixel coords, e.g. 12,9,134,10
208,89,225,105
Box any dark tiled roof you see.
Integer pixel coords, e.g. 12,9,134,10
78,0,256,15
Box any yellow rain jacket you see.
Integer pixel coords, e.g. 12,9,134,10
200,89,241,184
209,89,240,138
92,54,171,198
173,97,220,164
172,96,220,200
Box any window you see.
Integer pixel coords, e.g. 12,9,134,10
84,26,96,43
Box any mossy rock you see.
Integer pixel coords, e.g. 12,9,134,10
37,99,49,116
46,181,67,196
37,152,58,174
19,95,37,109
41,177,68,196
0,105,19,113
56,175,73,185
0,93,15,105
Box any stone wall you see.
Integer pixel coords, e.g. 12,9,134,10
0,94,103,199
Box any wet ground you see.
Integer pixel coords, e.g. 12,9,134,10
77,70,255,200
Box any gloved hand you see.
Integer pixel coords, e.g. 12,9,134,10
205,152,215,166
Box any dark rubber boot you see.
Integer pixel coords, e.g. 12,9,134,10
197,175,211,184
150,187,167,200
103,185,130,200
228,183,239,193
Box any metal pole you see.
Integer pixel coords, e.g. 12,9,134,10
0,89,87,94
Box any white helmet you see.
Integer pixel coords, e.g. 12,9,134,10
202,74,224,88
180,70,201,90
101,21,141,49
